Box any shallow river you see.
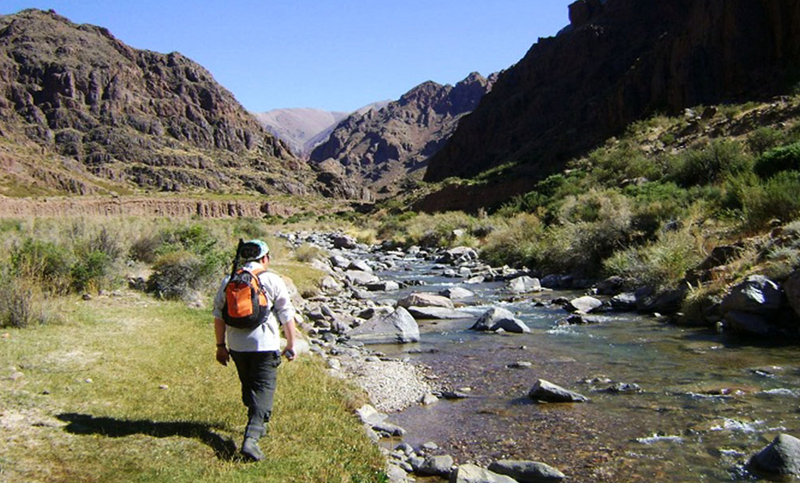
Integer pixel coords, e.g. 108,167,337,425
369,256,800,482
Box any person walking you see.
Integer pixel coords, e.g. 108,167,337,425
212,239,297,461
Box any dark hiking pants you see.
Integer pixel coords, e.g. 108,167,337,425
230,350,281,439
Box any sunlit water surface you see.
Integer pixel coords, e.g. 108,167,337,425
367,257,800,482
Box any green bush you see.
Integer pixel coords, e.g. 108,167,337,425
11,238,74,294
753,141,800,179
667,140,753,187
481,213,545,268
742,171,800,230
747,127,785,155
70,250,112,292
147,251,217,301
603,229,702,290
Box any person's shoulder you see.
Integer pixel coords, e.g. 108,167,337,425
259,270,285,285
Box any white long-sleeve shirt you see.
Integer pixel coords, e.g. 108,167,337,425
212,261,295,352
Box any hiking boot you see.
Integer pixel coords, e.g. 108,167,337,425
241,436,265,461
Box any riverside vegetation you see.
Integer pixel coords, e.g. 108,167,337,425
373,96,800,329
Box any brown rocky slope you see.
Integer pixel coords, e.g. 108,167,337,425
0,9,313,197
309,72,496,200
424,0,800,195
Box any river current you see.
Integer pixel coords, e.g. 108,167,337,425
366,255,800,482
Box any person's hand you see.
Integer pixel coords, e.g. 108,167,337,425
216,346,229,366
282,347,296,361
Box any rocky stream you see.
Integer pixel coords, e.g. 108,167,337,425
282,231,800,483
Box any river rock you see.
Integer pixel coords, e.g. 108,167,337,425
440,287,476,299
783,269,800,320
566,296,603,313
471,307,530,333
349,307,420,344
399,293,455,310
488,460,566,483
609,292,637,311
507,276,542,294
385,464,408,483
408,306,471,320
723,310,773,336
748,433,800,475
320,275,343,293
348,259,374,273
332,234,358,249
449,464,518,483
442,246,479,264
721,275,783,314
366,281,400,292
417,455,454,476
594,276,624,295
635,286,686,314
345,270,380,286
330,254,350,268
356,404,387,426
528,379,589,403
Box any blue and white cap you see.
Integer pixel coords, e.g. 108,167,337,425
241,239,270,261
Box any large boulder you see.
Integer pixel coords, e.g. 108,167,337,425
471,307,530,333
507,276,542,294
417,455,454,476
723,310,774,336
441,246,479,264
781,269,800,320
399,293,455,310
748,433,800,475
349,307,420,344
440,286,476,300
528,379,589,403
721,275,783,314
566,296,603,314
635,286,686,314
488,460,566,483
449,464,518,483
345,270,380,286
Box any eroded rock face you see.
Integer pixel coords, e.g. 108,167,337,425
425,0,800,201
309,72,496,199
0,9,313,195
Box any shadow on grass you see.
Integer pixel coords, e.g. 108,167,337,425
57,413,239,461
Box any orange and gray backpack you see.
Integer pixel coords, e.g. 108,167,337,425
222,240,270,329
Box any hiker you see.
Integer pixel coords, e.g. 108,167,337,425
212,239,298,462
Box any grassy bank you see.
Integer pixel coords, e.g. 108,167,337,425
0,216,385,482
0,292,385,483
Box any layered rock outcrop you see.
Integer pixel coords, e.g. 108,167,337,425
310,72,496,200
425,0,800,194
0,9,313,196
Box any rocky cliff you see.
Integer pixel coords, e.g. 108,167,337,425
309,72,496,199
0,9,313,197
425,0,800,187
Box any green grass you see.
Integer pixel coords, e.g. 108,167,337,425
0,293,385,483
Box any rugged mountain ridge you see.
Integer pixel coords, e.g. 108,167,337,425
425,0,800,190
309,72,496,200
0,9,312,197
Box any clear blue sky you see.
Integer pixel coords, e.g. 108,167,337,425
1,1,574,113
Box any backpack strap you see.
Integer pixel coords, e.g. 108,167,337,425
240,267,269,300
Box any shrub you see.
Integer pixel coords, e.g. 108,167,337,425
753,141,800,179
0,274,60,328
11,238,74,294
747,127,785,155
741,171,800,230
70,250,112,292
603,229,703,290
481,213,545,268
667,140,753,187
147,251,218,300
